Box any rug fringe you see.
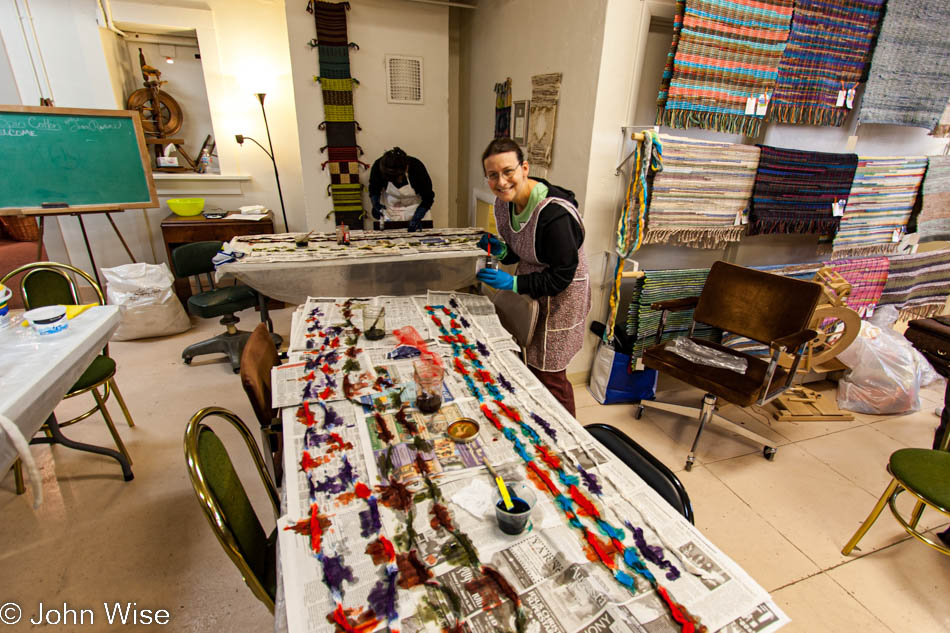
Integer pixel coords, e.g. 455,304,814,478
660,109,762,137
767,103,847,127
897,303,946,322
748,217,840,236
642,227,746,249
829,243,899,259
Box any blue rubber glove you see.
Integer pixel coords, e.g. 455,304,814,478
477,233,506,257
370,194,383,220
476,268,514,290
407,205,429,232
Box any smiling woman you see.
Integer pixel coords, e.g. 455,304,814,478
476,137,591,416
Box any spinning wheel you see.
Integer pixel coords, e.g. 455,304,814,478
126,88,183,137
803,304,861,367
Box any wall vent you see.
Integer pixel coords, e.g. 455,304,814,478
385,55,424,105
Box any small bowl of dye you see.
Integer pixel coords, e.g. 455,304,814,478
23,304,68,335
494,481,537,535
447,418,480,444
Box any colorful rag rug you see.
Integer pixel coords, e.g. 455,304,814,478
879,250,950,319
830,156,927,257
858,0,950,129
656,0,794,136
827,256,890,318
917,156,950,242
749,146,858,236
626,268,720,361
767,0,883,126
644,134,759,248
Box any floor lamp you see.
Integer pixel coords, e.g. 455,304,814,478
235,92,289,232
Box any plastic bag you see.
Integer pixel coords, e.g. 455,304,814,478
667,337,748,374
836,307,943,415
102,263,190,341
587,340,657,405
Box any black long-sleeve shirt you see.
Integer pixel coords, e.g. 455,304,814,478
368,156,435,209
500,178,585,299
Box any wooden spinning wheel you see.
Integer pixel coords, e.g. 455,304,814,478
126,89,183,137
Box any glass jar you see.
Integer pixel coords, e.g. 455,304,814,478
413,359,443,413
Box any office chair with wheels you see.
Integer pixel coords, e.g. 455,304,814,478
240,323,283,483
639,261,822,471
184,406,279,612
2,262,136,489
171,241,281,373
585,423,694,524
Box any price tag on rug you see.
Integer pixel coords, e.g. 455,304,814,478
755,93,770,116
846,87,855,109
892,227,902,243
832,200,844,217
745,96,756,115
836,90,846,107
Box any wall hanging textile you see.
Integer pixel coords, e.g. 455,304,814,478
878,249,950,319
655,0,686,119
830,156,927,257
493,77,512,139
749,145,858,236
643,134,759,249
917,156,950,242
857,0,950,129
604,132,661,343
526,72,562,168
656,0,794,137
767,0,883,126
310,1,364,229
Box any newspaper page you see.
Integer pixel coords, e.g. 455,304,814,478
277,293,789,633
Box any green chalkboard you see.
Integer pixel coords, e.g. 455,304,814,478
0,106,157,211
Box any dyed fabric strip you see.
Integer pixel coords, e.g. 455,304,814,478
644,134,759,248
324,104,355,121
917,156,950,242
657,0,794,136
768,0,883,126
312,1,350,46
830,156,927,257
879,250,950,319
330,184,363,213
749,145,857,236
858,0,950,129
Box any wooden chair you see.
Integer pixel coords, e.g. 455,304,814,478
639,261,822,471
184,406,279,612
239,323,283,483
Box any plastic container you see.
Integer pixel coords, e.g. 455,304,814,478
0,283,11,316
413,359,443,413
363,306,386,341
23,304,68,335
494,482,536,535
167,198,205,216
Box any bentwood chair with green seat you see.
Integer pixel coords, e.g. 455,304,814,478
1,262,135,490
171,241,281,373
184,406,279,612
842,426,950,557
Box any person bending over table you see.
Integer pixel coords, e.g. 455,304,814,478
368,147,434,232
476,137,591,416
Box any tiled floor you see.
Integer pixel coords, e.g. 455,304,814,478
1,306,948,632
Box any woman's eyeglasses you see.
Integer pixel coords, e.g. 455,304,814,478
486,165,521,183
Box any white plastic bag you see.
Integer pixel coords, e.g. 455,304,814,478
836,307,942,415
102,263,190,341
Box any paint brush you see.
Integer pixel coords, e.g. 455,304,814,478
482,456,513,510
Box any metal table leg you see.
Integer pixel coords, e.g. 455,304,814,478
30,414,134,481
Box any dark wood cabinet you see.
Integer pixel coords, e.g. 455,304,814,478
161,211,275,302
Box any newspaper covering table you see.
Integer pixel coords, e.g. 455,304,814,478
276,293,788,633
216,229,489,304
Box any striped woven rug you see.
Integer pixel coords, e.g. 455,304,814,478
858,0,950,129
768,0,883,126
879,250,950,319
917,156,950,242
749,146,858,236
657,0,794,136
643,135,759,249
827,256,890,318
830,156,928,257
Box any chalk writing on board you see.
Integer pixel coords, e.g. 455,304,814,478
62,118,124,133
0,129,36,137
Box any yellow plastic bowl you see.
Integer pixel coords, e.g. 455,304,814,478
167,198,205,216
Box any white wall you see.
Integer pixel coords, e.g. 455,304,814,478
286,0,449,232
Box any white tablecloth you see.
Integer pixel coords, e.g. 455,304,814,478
0,306,120,472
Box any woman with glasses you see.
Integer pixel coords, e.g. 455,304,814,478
476,137,590,416
368,147,434,232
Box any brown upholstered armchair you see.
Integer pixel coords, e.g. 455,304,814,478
639,261,823,471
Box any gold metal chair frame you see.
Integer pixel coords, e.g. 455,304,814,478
184,406,279,612
2,262,136,492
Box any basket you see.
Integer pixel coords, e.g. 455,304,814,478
167,198,206,217
0,216,41,241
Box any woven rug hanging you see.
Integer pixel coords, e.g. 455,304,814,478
879,249,950,320
526,73,562,168
643,134,758,249
656,0,794,137
749,145,858,236
603,131,661,343
858,0,950,130
827,256,890,318
494,77,512,138
655,0,685,120
767,0,884,126
829,156,927,257
916,156,950,242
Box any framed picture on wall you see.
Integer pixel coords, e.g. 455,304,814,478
512,100,529,145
